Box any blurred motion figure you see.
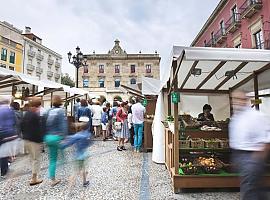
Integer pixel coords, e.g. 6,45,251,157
229,90,270,200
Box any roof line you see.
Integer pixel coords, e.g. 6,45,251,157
190,0,228,46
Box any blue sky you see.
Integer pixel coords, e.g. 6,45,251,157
0,0,219,78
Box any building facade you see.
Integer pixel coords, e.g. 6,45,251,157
191,0,270,49
79,39,160,102
22,27,62,83
0,21,23,72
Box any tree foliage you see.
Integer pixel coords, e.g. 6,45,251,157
61,73,75,87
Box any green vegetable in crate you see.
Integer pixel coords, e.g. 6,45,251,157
167,115,174,122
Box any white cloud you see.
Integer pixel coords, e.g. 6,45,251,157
0,0,218,78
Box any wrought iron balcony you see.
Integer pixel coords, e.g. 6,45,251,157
240,0,262,19
27,64,35,71
205,38,217,47
225,13,241,33
54,73,60,79
36,67,43,74
55,61,61,69
214,28,227,44
27,50,36,58
48,58,54,65
47,71,53,77
36,53,44,61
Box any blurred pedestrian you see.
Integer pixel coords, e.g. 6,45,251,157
115,102,129,151
111,101,119,140
60,121,90,187
229,90,270,200
78,99,92,132
45,95,68,186
131,97,145,153
0,96,17,177
101,107,108,141
21,97,44,185
128,104,134,146
10,102,22,138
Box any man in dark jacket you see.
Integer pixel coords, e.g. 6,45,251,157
0,96,16,177
21,97,44,185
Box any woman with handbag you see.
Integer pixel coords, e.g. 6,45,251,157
115,102,129,151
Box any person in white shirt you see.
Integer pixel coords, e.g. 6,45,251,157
229,90,270,200
131,97,146,153
91,100,102,137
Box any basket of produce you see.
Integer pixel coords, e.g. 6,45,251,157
218,138,229,149
194,157,224,174
203,139,220,149
179,158,200,175
179,140,190,149
179,115,201,129
190,138,204,148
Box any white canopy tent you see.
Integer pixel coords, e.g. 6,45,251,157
0,67,90,97
142,46,270,163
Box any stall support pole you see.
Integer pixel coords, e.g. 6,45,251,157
65,92,68,115
254,72,259,110
167,80,171,116
50,92,53,108
172,61,179,175
229,88,233,116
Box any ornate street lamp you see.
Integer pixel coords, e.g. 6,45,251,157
67,46,87,88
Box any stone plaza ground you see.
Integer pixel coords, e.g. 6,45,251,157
0,140,240,200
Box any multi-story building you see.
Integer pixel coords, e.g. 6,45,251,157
80,39,160,102
191,0,270,49
0,21,23,72
22,27,62,83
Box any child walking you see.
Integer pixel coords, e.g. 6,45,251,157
60,121,91,187
101,107,108,141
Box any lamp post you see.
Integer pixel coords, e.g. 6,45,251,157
67,46,87,88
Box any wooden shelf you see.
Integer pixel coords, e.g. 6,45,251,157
179,148,231,152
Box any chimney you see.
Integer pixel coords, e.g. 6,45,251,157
25,26,31,34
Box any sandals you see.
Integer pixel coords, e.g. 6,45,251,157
51,179,61,187
30,179,43,186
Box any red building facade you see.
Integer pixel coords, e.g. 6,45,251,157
191,0,270,49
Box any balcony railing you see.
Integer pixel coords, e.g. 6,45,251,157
47,71,53,77
225,13,241,33
36,53,44,61
240,0,262,19
54,73,60,79
27,64,35,71
214,28,227,44
27,50,36,58
55,61,61,69
205,38,217,47
36,67,43,74
48,58,54,65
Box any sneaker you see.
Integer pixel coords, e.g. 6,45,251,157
121,146,126,150
117,146,122,151
83,181,90,187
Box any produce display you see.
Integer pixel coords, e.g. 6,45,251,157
179,156,225,175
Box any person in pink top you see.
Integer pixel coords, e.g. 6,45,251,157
115,102,129,151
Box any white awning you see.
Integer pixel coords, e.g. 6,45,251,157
142,46,270,94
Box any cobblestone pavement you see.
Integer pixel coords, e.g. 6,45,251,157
0,140,240,200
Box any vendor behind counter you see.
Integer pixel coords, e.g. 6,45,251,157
197,104,215,122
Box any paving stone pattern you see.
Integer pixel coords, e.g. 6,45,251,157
0,140,240,200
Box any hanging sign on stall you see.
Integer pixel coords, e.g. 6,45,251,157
142,98,148,107
172,92,180,104
251,99,262,105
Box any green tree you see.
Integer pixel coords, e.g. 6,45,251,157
61,73,75,87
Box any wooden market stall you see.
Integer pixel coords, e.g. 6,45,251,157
162,46,270,192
